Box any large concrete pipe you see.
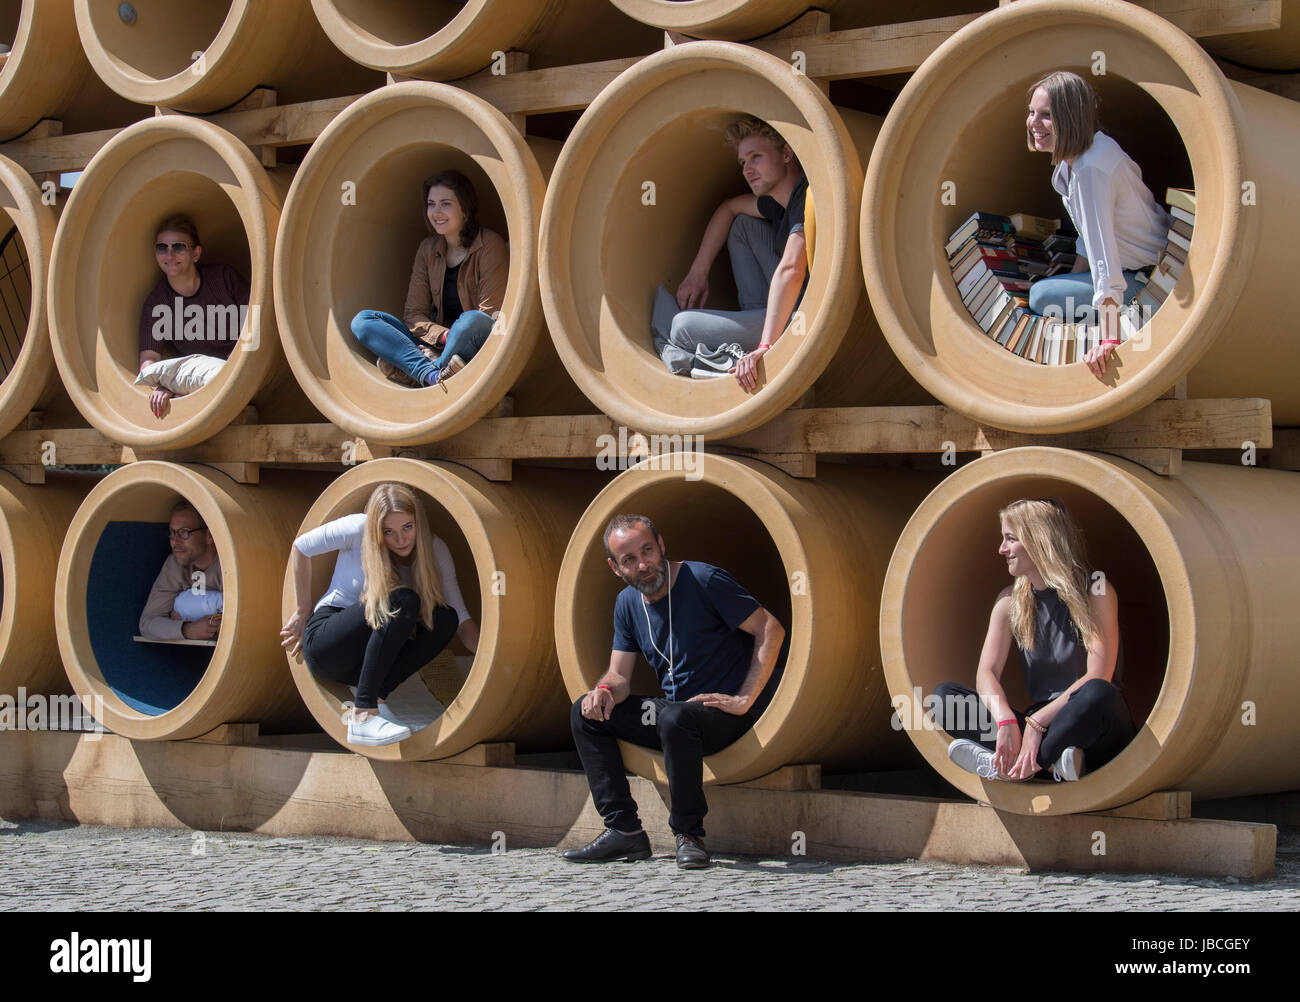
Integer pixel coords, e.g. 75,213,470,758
0,154,80,438
73,0,380,114
540,41,925,440
274,82,587,445
284,458,605,761
0,0,140,140
555,454,938,785
55,462,329,741
48,114,317,450
0,472,96,697
608,0,985,41
309,0,662,81
880,446,1300,816
862,0,1300,434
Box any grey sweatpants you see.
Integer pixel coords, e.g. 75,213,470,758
652,214,782,375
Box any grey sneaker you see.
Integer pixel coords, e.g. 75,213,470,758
1051,746,1085,782
947,738,1000,780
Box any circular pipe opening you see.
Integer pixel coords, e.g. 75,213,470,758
57,463,321,740
48,116,308,449
275,83,575,445
83,0,229,81
541,41,913,439
557,455,936,784
880,447,1258,816
862,0,1300,432
285,458,594,761
608,0,818,39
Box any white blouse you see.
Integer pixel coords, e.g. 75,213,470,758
294,512,471,622
1051,131,1172,310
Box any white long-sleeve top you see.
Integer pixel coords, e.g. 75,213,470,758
294,512,471,622
1051,131,1172,310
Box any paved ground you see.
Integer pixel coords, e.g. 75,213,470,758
2,816,1298,911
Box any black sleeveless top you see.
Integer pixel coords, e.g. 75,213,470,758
1016,583,1123,702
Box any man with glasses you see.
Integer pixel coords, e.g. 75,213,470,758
137,214,251,419
564,514,787,869
139,499,224,641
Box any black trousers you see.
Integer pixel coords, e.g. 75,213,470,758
933,678,1135,772
570,696,756,838
302,588,458,709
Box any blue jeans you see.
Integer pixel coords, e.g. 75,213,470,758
351,309,495,385
1029,269,1149,323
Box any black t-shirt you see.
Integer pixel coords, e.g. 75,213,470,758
757,173,808,257
442,262,463,325
612,561,784,715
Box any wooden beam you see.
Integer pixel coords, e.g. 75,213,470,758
0,401,1272,467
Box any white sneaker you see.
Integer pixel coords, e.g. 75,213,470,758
377,702,403,725
947,738,1000,780
346,713,410,747
1051,746,1085,782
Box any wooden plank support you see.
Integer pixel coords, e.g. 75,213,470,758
0,400,1272,468
1093,790,1191,821
436,742,516,768
0,731,1277,880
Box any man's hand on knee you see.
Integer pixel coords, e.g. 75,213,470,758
687,692,750,716
581,687,616,721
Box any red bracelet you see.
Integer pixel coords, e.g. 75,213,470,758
997,718,1017,728
1100,339,1122,345
758,343,772,350
596,684,613,692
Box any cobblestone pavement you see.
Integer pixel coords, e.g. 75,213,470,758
2,817,1298,911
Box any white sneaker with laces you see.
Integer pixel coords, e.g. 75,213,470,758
1051,746,1085,782
347,713,410,747
947,738,1000,781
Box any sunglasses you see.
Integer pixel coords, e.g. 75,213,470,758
154,242,193,254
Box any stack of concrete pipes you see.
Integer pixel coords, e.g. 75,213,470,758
0,0,1296,816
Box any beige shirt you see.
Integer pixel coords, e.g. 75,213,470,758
139,553,225,640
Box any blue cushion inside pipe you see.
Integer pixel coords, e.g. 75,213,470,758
85,522,212,715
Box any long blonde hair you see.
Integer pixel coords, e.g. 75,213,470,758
360,483,443,631
1000,498,1097,653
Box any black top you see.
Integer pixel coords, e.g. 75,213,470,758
756,174,810,306
1016,583,1124,702
441,262,463,325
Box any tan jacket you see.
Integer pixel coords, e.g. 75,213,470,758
403,227,509,349
139,553,224,640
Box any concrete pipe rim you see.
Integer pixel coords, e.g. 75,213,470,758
879,446,1203,816
0,154,59,438
608,0,813,39
47,114,280,450
0,471,38,690
539,40,865,439
73,0,257,109
308,0,497,76
54,462,251,740
860,0,1249,434
273,81,547,446
555,454,809,785
283,458,505,762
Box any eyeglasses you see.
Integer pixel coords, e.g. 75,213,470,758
168,527,207,540
154,242,193,255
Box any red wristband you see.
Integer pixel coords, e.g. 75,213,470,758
596,684,613,692
758,343,772,350
1100,339,1122,345
997,718,1017,728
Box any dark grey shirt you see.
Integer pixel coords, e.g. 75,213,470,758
1016,583,1123,702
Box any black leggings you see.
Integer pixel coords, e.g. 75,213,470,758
302,588,459,709
933,678,1135,772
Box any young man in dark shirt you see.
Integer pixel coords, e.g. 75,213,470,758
564,514,786,869
651,116,811,392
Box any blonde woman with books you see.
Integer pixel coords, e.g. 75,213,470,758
1025,72,1172,378
932,499,1134,783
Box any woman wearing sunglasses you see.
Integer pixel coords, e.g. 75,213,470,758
136,215,250,419
350,170,508,389
933,498,1134,783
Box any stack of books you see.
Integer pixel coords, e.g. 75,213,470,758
1127,187,1193,320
